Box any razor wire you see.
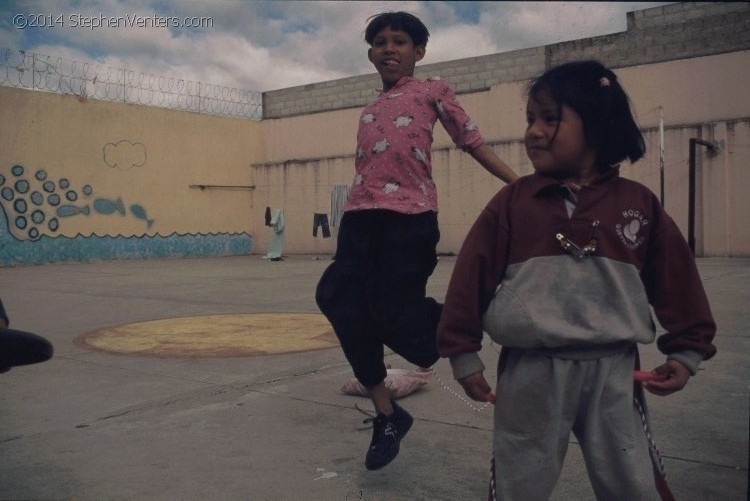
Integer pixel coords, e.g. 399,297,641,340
0,48,262,120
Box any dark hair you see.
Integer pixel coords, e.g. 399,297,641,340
365,12,430,47
527,60,645,171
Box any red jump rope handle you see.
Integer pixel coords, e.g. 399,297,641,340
633,370,668,382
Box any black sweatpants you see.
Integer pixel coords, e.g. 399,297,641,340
315,210,442,387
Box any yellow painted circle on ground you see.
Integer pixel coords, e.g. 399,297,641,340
75,313,338,358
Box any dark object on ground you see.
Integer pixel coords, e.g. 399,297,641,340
0,328,54,373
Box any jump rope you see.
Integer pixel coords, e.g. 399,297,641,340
356,345,668,487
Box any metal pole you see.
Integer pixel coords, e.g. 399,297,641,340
659,107,665,207
688,139,697,255
688,138,718,256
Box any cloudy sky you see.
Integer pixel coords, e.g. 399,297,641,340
0,1,672,93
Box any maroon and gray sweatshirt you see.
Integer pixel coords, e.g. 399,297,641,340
437,168,717,380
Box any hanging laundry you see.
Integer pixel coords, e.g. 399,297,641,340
265,208,284,261
330,184,351,227
313,213,331,238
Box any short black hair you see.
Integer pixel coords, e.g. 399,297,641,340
365,12,430,47
527,60,646,171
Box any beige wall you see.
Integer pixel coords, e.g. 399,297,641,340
0,86,264,265
261,108,361,163
252,51,750,257
0,86,264,237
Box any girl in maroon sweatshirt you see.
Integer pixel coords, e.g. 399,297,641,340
437,60,716,501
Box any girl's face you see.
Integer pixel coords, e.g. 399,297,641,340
368,26,425,92
525,90,598,184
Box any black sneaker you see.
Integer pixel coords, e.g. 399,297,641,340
364,400,414,470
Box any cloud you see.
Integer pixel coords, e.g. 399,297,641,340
476,2,665,51
1,1,675,93
422,23,499,63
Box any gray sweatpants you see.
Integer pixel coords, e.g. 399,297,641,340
490,346,667,501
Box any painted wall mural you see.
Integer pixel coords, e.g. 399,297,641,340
103,140,147,171
0,163,252,267
0,164,154,240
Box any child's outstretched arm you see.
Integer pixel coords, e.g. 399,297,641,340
439,190,512,409
640,197,717,395
468,144,519,184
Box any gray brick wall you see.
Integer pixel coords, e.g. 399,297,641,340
263,2,750,119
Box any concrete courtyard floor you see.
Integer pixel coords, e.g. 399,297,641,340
0,255,747,500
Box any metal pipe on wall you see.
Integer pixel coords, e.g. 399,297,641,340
688,138,718,255
659,107,665,207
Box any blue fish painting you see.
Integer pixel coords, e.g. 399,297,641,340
2,165,164,243
93,197,126,215
129,204,155,229
56,205,91,218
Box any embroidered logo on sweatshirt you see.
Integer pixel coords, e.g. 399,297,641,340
616,209,648,249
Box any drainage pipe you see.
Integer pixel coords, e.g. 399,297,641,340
688,138,718,255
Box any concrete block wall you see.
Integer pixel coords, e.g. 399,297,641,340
263,2,750,120
413,46,546,94
551,2,750,69
627,2,749,30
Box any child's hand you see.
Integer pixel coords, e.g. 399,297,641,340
457,373,496,404
642,359,691,396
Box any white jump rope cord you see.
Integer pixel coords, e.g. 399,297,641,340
431,340,502,413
